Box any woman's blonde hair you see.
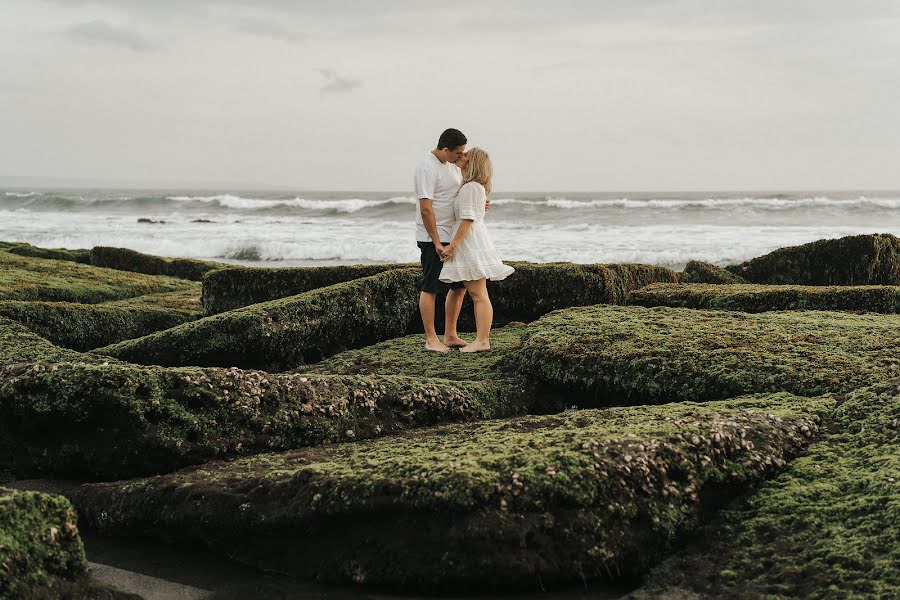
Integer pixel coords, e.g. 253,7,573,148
462,147,492,194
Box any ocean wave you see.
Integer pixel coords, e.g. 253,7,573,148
166,194,416,213
4,191,37,198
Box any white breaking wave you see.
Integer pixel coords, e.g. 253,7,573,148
4,191,37,198
166,194,415,212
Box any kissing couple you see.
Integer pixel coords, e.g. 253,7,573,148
414,127,514,354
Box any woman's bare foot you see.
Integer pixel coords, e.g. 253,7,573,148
444,335,467,348
424,340,451,353
460,340,490,353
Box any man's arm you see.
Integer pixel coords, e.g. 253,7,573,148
419,199,444,253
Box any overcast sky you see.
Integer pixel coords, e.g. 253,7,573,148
1,0,899,191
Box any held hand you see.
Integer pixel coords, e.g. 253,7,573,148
434,242,445,256
485,196,491,211
441,245,455,261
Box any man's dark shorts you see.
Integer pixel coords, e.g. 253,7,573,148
418,242,466,294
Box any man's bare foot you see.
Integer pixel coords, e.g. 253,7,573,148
444,335,467,348
424,340,451,353
460,341,490,353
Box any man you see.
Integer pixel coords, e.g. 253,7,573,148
414,128,469,353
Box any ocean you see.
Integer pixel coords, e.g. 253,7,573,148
3,188,900,269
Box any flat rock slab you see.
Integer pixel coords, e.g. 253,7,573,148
510,305,900,405
629,379,900,599
71,394,823,593
631,283,900,313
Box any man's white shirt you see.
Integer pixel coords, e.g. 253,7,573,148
414,152,462,243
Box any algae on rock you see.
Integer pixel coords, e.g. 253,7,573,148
631,282,900,314
0,487,87,598
630,380,900,599
0,248,193,304
96,268,422,371
70,393,823,592
90,246,226,281
726,233,900,285
510,305,900,405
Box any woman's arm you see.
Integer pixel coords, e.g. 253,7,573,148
441,219,473,260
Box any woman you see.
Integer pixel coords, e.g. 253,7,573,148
439,148,514,352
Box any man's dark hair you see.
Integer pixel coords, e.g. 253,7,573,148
437,128,467,150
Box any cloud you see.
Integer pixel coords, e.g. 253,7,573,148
64,20,154,51
235,18,306,43
317,68,362,93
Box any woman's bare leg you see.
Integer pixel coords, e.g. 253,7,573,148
461,278,491,352
444,287,468,347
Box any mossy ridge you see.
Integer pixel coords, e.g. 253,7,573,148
631,382,900,599
680,260,747,284
631,282,900,314
0,316,114,366
304,324,525,381
70,393,822,591
6,242,92,264
0,249,193,303
422,262,679,333
90,246,227,281
0,300,199,351
0,361,526,480
96,268,422,371
510,305,900,405
202,262,414,314
202,261,678,324
726,233,900,285
0,487,87,598
101,287,203,315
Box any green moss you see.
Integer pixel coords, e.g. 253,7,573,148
96,268,423,371
0,317,113,366
202,263,414,313
0,300,199,351
6,243,92,264
0,360,531,480
89,246,227,281
727,233,900,285
202,262,679,328
0,487,87,598
305,324,525,381
0,249,193,303
70,394,823,591
680,261,747,284
101,287,203,316
631,282,900,313
510,305,900,405
633,381,900,599
423,262,680,332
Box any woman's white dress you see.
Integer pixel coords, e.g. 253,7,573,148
439,182,515,283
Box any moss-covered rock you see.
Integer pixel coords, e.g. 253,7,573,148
0,317,114,366
680,261,747,284
726,233,900,285
6,243,92,264
305,324,525,381
423,262,680,333
90,246,227,281
203,263,413,314
510,305,900,405
0,360,530,480
96,269,422,371
631,283,900,313
101,287,203,316
631,381,900,599
0,300,200,351
0,487,87,598
203,262,679,327
0,249,193,304
69,394,823,592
